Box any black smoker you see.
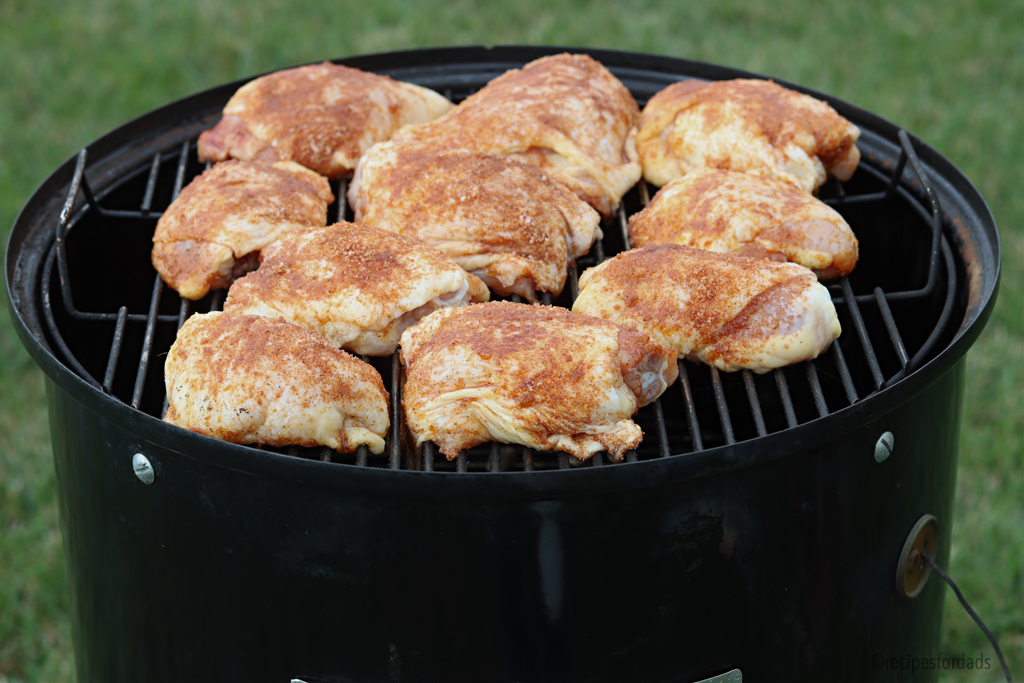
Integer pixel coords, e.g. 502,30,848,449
5,46,1000,682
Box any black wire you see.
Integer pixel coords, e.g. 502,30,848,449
922,552,1013,683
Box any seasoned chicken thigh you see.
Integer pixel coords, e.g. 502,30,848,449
223,222,489,356
164,312,390,454
572,245,841,373
198,62,453,178
629,169,858,279
636,79,860,193
349,143,601,301
151,160,334,300
390,53,642,216
400,302,678,462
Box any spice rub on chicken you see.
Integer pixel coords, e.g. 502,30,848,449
197,62,453,179
164,312,390,454
349,143,601,301
629,168,858,280
151,160,334,300
223,222,489,356
636,78,861,193
400,302,678,462
390,53,642,216
572,245,841,373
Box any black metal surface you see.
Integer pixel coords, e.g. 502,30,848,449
44,359,966,681
5,46,1002,682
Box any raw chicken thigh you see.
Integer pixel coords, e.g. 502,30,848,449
223,222,489,356
164,312,390,454
572,245,841,373
636,78,860,193
151,160,334,300
628,168,858,279
399,302,678,462
349,143,601,301
198,62,453,178
390,53,642,216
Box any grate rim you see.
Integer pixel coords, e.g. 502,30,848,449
34,66,962,475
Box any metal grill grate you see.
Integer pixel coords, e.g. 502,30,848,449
40,91,958,473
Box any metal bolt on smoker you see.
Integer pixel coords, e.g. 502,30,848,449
132,452,155,484
875,431,895,462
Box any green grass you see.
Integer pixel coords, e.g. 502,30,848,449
1,0,1021,680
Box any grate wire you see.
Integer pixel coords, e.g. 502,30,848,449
41,108,956,473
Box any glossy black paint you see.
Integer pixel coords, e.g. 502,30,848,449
46,361,963,682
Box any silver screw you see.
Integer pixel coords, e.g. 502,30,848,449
874,432,894,463
133,453,155,484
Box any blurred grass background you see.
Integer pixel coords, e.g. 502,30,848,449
1,0,1020,680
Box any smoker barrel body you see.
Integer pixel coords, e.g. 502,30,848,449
6,46,1000,682
46,362,964,682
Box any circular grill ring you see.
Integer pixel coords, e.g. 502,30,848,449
36,136,959,471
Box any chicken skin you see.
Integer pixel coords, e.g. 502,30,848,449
389,53,642,216
572,245,841,373
151,160,334,300
628,169,858,279
349,142,601,301
400,302,678,462
636,78,861,193
198,62,453,179
223,222,489,356
164,312,390,454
